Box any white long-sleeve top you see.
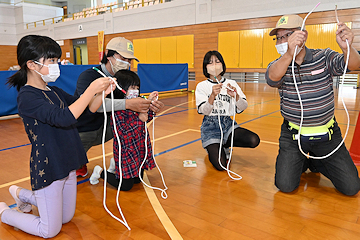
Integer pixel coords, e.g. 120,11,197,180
195,77,248,116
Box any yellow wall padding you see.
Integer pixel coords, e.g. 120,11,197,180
133,38,147,68
218,31,240,68
263,28,280,68
218,22,352,69
146,37,161,64
176,35,194,68
133,34,194,68
239,29,264,68
161,36,177,64
305,22,351,53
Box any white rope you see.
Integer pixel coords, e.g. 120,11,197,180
92,67,130,230
101,86,131,230
138,103,169,199
214,77,242,180
95,67,168,229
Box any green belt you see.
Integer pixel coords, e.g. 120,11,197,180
288,117,335,141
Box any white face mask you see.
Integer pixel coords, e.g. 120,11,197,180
207,63,223,79
126,89,139,99
34,61,60,83
275,42,304,56
275,42,288,56
110,57,131,74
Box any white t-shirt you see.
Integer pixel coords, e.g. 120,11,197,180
195,77,248,116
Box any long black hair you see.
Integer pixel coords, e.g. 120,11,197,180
113,69,140,99
7,35,62,91
202,50,226,78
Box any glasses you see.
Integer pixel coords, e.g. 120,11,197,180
115,54,132,63
273,31,294,42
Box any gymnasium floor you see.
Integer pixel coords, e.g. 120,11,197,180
1,82,360,239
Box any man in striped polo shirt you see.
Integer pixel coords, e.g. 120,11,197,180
266,14,360,195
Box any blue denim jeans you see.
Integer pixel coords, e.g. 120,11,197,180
200,115,239,148
275,119,360,195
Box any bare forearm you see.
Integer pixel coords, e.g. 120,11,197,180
268,53,293,81
89,93,105,113
69,89,97,119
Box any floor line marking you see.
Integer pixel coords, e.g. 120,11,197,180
142,173,183,240
151,129,198,142
0,177,30,189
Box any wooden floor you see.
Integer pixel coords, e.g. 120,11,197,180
1,82,360,239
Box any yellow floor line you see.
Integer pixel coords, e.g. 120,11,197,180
260,140,279,145
189,129,201,132
0,177,29,189
88,152,113,162
142,173,183,240
153,129,195,142
147,100,194,126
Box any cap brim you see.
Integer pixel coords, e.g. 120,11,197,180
269,25,302,36
118,51,139,62
269,28,278,36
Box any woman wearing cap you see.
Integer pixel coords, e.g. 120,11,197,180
74,37,164,177
266,14,360,195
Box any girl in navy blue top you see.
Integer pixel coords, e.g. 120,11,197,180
0,35,115,238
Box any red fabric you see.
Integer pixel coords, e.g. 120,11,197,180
110,110,156,179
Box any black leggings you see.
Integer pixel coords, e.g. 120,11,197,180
100,169,144,191
205,127,260,171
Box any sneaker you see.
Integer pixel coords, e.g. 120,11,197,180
90,165,103,185
108,158,116,174
76,165,88,177
9,186,32,213
0,202,10,216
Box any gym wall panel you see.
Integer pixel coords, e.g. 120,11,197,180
132,34,194,68
306,22,352,53
133,38,147,68
86,36,99,65
146,37,161,64
0,45,17,71
176,35,194,68
160,36,177,64
263,28,280,68
239,29,263,68
218,31,240,68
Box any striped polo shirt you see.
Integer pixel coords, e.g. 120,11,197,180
266,47,346,127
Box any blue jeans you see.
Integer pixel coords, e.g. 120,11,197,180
275,120,360,196
201,115,239,148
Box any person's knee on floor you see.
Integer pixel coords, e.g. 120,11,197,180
120,178,135,191
206,144,227,171
275,172,300,193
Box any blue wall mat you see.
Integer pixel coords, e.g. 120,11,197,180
1,64,188,117
137,63,188,94
0,65,97,117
